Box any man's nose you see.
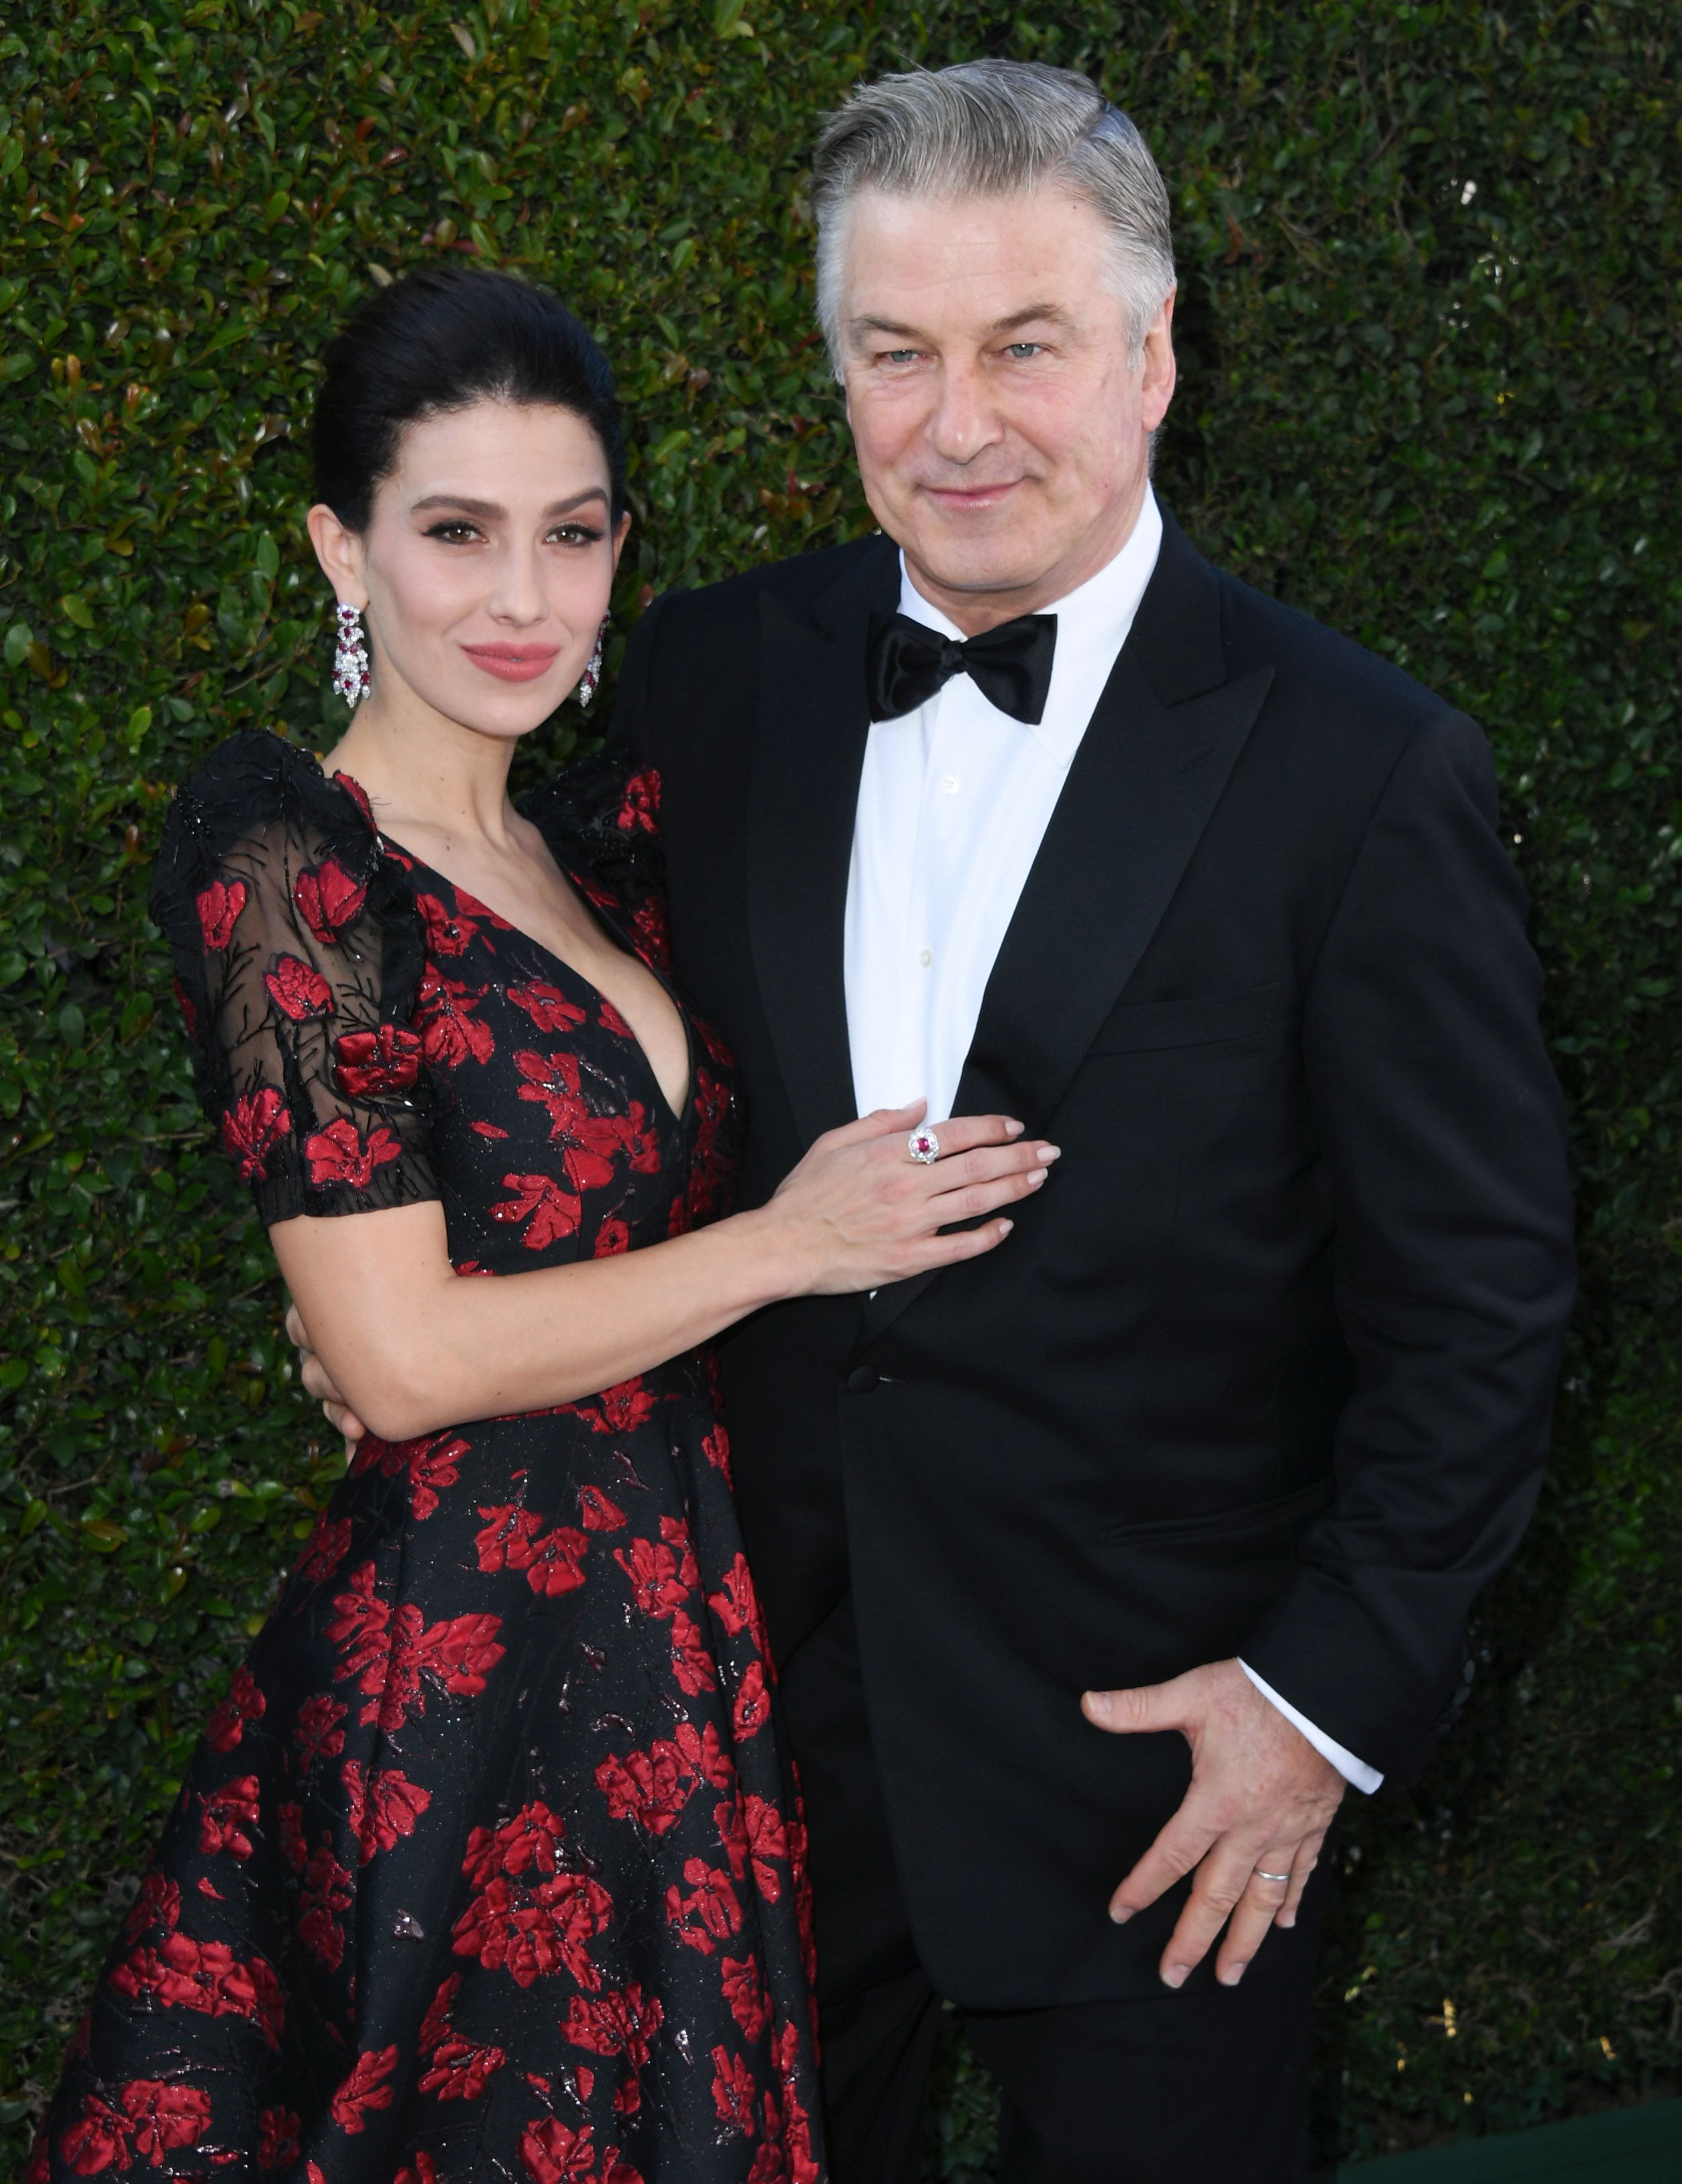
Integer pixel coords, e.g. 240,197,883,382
924,360,1003,467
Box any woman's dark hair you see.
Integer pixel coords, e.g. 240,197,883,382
313,266,627,530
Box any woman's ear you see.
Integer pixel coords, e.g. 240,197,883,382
306,502,366,606
610,508,632,573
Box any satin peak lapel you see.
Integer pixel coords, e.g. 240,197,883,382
746,541,898,1152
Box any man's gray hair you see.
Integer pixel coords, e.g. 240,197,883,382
811,59,1175,377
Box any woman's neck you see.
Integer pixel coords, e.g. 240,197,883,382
326,692,519,853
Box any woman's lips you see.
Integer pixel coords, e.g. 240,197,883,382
461,643,563,684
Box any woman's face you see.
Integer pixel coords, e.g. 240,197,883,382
311,398,628,739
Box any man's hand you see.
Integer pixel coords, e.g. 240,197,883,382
284,1300,368,1449
1082,1658,1345,1989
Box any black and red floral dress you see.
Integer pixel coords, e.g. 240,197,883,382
37,730,823,2184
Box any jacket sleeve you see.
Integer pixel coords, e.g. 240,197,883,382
600,590,672,771
1240,710,1575,1780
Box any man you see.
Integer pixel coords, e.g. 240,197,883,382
303,58,1575,2182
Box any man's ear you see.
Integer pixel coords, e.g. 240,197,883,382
306,502,366,608
1139,290,1178,434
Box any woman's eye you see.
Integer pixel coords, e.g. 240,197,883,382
551,524,606,547
426,521,483,544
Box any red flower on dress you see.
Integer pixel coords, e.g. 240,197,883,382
219,1087,292,1182
325,1559,506,1731
461,1800,569,1888
60,2079,213,2174
524,1523,590,1598
509,981,587,1034
298,1836,353,1968
295,1515,353,1586
278,1802,307,1873
612,1535,688,1619
518,2119,600,2184
333,1022,423,1097
702,1424,733,1485
708,1551,769,1659
566,1983,665,2073
205,1664,266,1752
733,1660,771,1740
199,1774,262,1859
304,1116,402,1189
407,1432,467,1520
419,2034,508,2100
264,953,335,1021
343,1761,433,1862
121,1871,180,1944
664,1858,742,1957
257,2106,300,2171
573,1375,656,1437
711,2046,759,2138
394,2159,440,2184
617,769,661,834
330,770,375,828
592,1215,631,1258
491,1172,582,1251
294,858,367,946
294,1690,347,1769
414,966,495,1068
197,878,247,950
513,1049,627,1191
475,1504,545,1574
109,1932,284,2048
329,2044,400,2133
450,1868,613,1990
630,895,671,972
416,891,480,958
720,1956,771,2041
578,1485,626,1531
669,1608,718,1696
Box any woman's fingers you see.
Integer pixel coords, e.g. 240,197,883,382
918,1111,1028,1157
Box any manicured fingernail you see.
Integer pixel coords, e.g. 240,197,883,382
997,1220,1013,1236
1027,1167,1047,1186
1038,1144,1061,1162
1220,1963,1247,1987
1005,1119,1025,1136
1084,1690,1111,1718
1162,1965,1188,1990
1278,1912,1296,1929
1110,1904,1133,1925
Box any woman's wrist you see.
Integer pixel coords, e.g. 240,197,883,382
715,1199,816,1309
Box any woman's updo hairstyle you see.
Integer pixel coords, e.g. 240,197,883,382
313,266,627,532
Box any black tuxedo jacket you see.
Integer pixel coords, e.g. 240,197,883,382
609,510,1575,2007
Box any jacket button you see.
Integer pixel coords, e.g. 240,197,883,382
846,1365,879,1393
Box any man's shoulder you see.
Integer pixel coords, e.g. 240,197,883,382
647,533,889,639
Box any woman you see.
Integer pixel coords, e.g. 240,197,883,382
37,268,1055,2183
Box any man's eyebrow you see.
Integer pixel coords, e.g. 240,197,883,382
409,488,610,518
849,305,1073,343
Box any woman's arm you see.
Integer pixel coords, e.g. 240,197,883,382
274,1101,1056,1442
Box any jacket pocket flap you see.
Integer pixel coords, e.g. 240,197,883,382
1087,981,1284,1055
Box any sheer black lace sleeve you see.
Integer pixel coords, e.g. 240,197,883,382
148,728,441,1225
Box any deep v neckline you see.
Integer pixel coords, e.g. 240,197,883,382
319,761,693,1128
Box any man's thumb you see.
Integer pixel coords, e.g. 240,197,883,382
1082,1680,1182,1735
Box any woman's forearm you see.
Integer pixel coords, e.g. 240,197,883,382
271,1199,805,1443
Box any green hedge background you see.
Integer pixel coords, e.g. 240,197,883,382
1,0,1677,2171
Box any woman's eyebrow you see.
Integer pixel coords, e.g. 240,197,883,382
409,488,610,518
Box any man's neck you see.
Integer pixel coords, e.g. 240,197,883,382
900,477,1150,636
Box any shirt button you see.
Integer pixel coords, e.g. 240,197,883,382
846,1365,880,1393
918,948,934,968
940,772,960,795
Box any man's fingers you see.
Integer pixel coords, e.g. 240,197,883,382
1211,1848,1302,1986
1106,1806,1220,1923
1082,1675,1192,1739
1275,1837,1323,1932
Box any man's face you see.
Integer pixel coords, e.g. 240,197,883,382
838,187,1175,631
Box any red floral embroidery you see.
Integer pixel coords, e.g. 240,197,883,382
514,1048,627,1191
109,1932,284,2047
593,1215,631,1258
491,1172,582,1250
451,1867,613,1990
562,1981,665,2069
721,1955,771,2041
329,2044,400,2133
418,2033,508,2100
572,1375,657,1437
60,2079,213,2174
294,1690,347,1769
204,1663,265,1752
121,1871,180,1944
197,878,247,950
708,1551,770,1659
325,1559,505,1731
518,2119,599,2184
407,1431,467,1519
257,2106,300,2171
578,1484,626,1531
416,891,481,958
199,1774,262,1859
733,1660,771,1740
664,1858,742,1957
394,2159,440,2184
295,1515,353,1586
616,769,661,834
330,769,375,828
703,1423,733,1485
710,2046,758,2137
219,1087,292,1183
298,1836,353,1968
343,1761,433,1861
669,1608,718,1696
264,952,335,1020
304,1115,402,1189
294,858,367,946
414,965,496,1068
510,981,587,1034
613,1535,689,1619
333,1022,423,1097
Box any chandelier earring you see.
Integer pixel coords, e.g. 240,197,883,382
577,616,608,708
332,601,372,708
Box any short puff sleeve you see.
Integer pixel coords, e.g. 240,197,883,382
148,729,441,1225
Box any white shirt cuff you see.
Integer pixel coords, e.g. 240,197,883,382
1239,1660,1384,1794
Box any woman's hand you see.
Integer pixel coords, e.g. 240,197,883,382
752,1101,1059,1297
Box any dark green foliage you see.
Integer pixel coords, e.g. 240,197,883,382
0,0,1676,2169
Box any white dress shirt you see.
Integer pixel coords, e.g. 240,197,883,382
842,488,1382,1796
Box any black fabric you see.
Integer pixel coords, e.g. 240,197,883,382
864,607,1058,724
787,1594,1324,2184
607,507,1576,2008
45,733,825,2183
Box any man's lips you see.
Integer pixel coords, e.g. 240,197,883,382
919,479,1025,512
461,642,563,684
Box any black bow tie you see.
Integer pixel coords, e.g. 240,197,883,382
866,609,1058,726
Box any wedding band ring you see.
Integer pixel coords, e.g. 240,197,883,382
1254,1869,1292,1886
907,1127,941,1164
